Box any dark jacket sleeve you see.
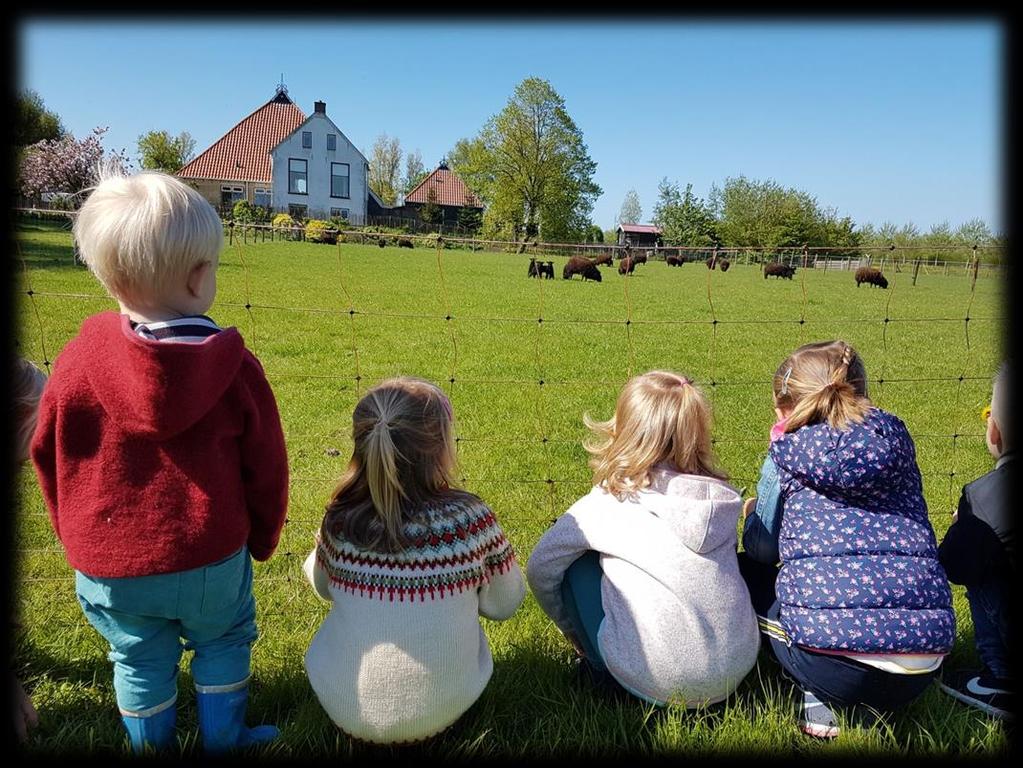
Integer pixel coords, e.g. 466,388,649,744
938,486,1009,586
238,353,289,561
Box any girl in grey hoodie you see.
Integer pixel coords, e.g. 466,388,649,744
526,371,760,707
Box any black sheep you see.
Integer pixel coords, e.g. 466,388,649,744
718,258,731,272
855,266,889,288
564,256,602,281
377,237,387,248
666,254,685,267
527,258,539,278
541,261,555,279
398,238,414,249
763,262,796,280
618,256,636,275
706,256,717,269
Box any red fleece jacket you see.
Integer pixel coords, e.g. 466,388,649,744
31,312,289,578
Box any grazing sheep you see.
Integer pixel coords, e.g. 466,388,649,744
541,261,555,279
718,258,731,272
593,252,614,267
706,256,717,269
855,266,889,289
634,252,648,265
666,254,685,267
564,255,602,282
398,238,414,249
618,256,636,275
528,258,539,278
763,262,796,280
377,237,387,248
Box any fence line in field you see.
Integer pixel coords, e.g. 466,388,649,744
13,215,1004,599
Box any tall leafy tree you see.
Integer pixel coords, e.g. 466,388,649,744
420,187,442,229
369,133,403,206
137,130,195,172
449,77,601,245
16,89,66,146
403,149,428,194
617,189,642,225
652,179,718,247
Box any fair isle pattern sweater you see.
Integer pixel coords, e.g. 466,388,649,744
303,492,526,745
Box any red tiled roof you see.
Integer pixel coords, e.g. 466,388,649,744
618,223,663,234
177,91,306,183
405,167,482,208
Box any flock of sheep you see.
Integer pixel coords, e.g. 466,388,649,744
528,250,890,289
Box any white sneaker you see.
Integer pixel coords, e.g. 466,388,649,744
800,690,840,739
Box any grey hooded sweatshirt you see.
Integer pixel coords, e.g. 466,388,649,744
526,464,760,706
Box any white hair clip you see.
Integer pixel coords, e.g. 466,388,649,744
780,366,793,395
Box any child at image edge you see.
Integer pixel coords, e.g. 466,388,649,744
527,371,760,707
303,377,525,744
938,362,1014,720
30,170,289,753
740,340,955,738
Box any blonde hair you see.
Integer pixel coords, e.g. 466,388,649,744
583,370,725,501
13,358,48,463
774,341,871,433
323,377,459,553
72,168,223,306
991,362,1010,451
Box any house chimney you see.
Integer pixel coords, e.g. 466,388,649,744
314,100,326,114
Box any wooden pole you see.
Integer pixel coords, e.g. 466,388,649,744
912,259,921,286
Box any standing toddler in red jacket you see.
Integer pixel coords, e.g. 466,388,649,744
30,170,289,754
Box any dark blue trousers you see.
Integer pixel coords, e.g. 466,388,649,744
737,552,937,712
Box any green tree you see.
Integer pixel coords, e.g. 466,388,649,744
617,189,642,225
457,205,482,233
16,89,65,146
137,130,196,172
652,179,719,247
448,77,601,247
369,133,403,206
420,187,442,230
584,224,604,243
403,149,428,194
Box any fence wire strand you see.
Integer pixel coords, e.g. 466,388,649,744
13,223,1003,603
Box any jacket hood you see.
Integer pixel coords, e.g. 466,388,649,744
77,312,246,440
769,407,903,493
634,464,742,554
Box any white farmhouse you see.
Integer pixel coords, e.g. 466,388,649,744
270,100,370,222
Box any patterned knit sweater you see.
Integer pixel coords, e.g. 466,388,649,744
303,492,525,744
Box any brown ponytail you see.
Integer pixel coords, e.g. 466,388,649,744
774,341,871,432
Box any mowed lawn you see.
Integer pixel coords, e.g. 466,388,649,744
13,218,1008,757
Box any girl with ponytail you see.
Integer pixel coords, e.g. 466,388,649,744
302,377,525,744
739,341,954,738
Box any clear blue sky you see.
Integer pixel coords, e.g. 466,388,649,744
19,19,1003,233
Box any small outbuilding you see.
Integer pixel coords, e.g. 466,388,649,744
617,223,663,248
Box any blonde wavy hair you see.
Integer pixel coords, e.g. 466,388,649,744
773,340,871,433
13,358,48,463
323,377,459,553
583,370,725,501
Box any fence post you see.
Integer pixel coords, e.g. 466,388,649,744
912,259,921,286
228,221,234,246
971,245,980,291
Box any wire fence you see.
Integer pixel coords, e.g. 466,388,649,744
13,209,1006,626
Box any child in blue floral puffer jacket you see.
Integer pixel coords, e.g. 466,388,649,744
738,341,955,738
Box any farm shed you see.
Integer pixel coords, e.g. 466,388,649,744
617,223,663,248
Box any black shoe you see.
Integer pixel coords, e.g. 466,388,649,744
938,669,1014,721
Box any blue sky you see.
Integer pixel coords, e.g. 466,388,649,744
19,19,1003,233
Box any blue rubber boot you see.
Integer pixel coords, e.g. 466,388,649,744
196,684,279,753
121,701,177,753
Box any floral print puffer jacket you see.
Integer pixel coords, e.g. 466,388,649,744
769,407,955,654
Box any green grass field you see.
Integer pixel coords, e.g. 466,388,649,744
13,218,1009,757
